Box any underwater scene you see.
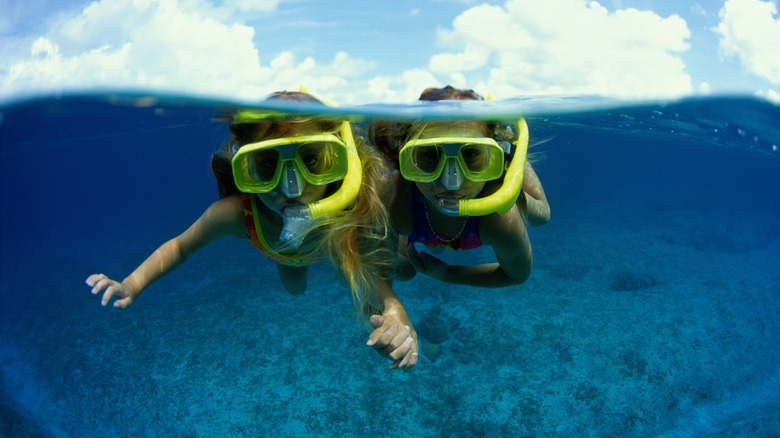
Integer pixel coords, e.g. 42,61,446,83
1,93,779,437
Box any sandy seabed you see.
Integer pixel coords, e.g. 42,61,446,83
2,199,779,438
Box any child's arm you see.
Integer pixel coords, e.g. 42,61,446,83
407,208,532,288
86,195,246,308
520,161,550,226
366,278,419,371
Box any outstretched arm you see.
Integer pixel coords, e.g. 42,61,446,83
86,195,246,308
407,208,532,288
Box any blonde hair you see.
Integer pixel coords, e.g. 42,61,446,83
316,135,395,322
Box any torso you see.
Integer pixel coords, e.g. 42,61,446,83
401,184,483,251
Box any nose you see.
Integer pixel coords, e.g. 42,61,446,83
438,158,462,190
280,161,304,198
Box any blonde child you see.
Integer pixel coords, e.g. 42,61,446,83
87,91,418,370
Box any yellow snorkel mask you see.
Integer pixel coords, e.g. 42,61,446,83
230,107,362,248
398,118,529,216
232,134,350,194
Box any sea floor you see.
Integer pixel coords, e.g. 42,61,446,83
2,198,779,437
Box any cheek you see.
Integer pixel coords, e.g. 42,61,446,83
304,184,328,199
464,181,486,197
415,182,436,197
257,193,280,210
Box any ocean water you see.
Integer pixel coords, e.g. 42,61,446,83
0,93,779,437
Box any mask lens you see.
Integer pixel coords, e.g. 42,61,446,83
460,144,489,173
413,145,444,174
295,141,347,184
250,149,281,183
297,142,333,176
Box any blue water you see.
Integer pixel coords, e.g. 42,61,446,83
1,94,779,437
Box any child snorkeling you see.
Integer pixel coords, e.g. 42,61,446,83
86,90,418,370
371,86,550,287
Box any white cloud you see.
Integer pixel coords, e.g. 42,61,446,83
365,69,441,103
0,0,373,103
427,0,694,99
0,0,710,104
429,43,491,73
756,88,780,104
716,0,780,85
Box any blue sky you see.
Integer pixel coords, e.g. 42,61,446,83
1,0,779,104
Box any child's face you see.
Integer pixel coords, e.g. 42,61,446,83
414,121,491,215
253,122,331,216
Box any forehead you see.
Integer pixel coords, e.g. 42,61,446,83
276,120,332,137
244,119,336,143
419,121,490,139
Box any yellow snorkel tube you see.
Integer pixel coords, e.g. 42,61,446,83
275,119,361,247
305,119,362,218
291,85,362,219
458,117,528,216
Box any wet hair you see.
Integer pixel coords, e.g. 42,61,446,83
210,90,392,322
419,85,484,101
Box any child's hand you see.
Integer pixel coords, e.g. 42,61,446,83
366,313,418,371
86,274,137,308
407,244,448,280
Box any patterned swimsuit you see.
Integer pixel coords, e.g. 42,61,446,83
406,187,483,251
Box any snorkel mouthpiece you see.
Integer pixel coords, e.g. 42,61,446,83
280,162,304,198
440,158,463,191
279,205,312,248
437,197,461,215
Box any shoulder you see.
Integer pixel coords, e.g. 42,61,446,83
200,194,247,238
478,205,528,251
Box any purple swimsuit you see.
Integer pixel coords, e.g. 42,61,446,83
407,187,483,251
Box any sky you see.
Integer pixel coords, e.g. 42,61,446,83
1,0,779,104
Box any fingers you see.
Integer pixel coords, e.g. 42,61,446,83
101,283,122,306
391,348,419,371
366,319,393,347
368,322,399,350
374,324,415,362
114,296,133,309
369,314,384,328
86,274,126,307
387,337,413,361
366,315,419,371
85,273,106,288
